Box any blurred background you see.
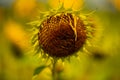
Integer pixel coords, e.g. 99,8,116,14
0,0,120,80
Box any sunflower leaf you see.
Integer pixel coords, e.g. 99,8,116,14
33,65,46,76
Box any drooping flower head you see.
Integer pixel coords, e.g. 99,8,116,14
29,1,96,59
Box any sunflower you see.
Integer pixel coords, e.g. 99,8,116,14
28,0,97,79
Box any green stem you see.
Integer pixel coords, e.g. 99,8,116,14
52,58,58,80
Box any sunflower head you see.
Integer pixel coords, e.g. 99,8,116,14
38,12,87,58
29,3,95,59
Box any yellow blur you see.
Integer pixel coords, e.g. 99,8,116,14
13,0,37,17
49,0,84,10
3,20,29,50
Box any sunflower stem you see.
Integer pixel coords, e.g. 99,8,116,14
52,58,58,80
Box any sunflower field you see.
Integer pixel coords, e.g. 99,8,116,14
0,0,120,80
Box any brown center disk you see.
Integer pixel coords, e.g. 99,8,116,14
38,13,87,57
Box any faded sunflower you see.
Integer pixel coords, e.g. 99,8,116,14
29,1,96,60
28,0,99,79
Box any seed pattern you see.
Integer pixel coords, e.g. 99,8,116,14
38,13,87,57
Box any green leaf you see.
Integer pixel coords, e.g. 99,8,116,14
33,65,46,76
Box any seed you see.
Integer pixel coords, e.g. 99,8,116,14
38,13,87,58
